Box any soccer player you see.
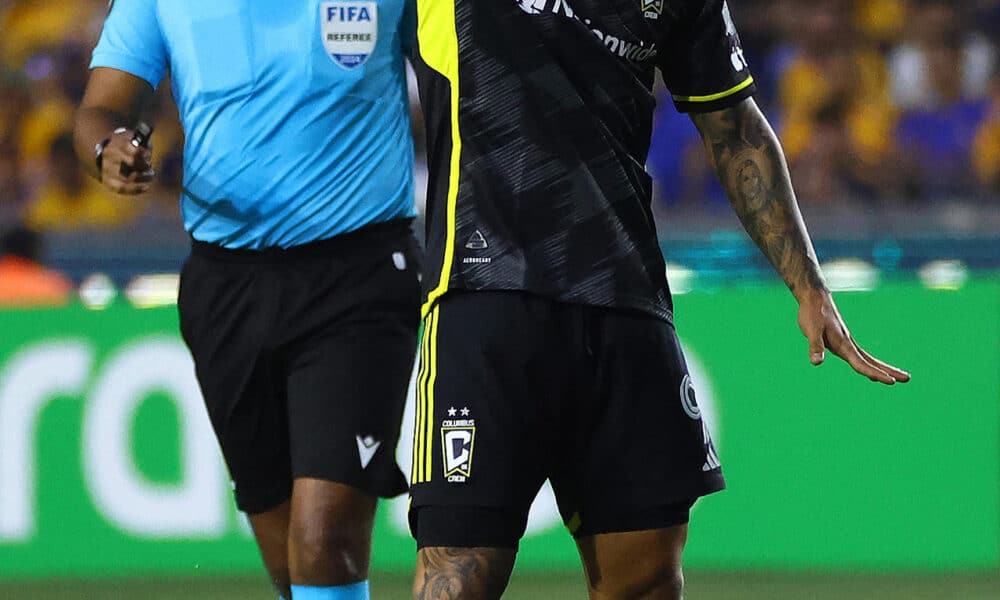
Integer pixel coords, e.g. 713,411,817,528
74,2,418,599
407,0,911,598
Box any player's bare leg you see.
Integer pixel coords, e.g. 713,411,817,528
413,547,515,600
288,478,377,587
247,500,292,599
247,480,377,598
576,525,688,600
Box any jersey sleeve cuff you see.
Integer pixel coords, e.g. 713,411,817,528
90,51,164,89
671,76,756,114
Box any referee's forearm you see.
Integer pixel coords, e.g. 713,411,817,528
74,106,131,180
692,98,828,302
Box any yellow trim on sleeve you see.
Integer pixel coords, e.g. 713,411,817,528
417,0,462,317
672,76,755,103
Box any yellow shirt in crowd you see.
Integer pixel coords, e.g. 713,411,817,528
0,0,102,66
26,179,136,232
974,109,1000,188
779,49,897,166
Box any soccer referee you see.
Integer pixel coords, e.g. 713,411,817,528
408,0,910,598
74,2,418,599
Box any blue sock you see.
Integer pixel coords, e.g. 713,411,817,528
290,582,370,600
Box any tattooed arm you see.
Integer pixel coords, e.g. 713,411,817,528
691,98,910,385
414,547,514,600
691,98,825,298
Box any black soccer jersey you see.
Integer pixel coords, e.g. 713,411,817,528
414,0,755,321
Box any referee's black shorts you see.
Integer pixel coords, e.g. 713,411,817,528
409,291,723,548
178,219,420,514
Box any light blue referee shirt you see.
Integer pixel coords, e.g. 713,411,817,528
91,0,415,249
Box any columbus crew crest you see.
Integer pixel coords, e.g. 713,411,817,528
442,407,476,482
641,0,663,19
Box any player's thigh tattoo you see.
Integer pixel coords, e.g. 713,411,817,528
415,547,513,600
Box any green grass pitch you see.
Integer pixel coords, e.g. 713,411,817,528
1,572,997,599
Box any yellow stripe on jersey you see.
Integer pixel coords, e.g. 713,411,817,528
413,310,434,483
672,75,755,103
423,305,441,480
410,322,427,484
417,0,462,317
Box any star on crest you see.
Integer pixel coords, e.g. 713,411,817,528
460,407,471,416
447,407,457,417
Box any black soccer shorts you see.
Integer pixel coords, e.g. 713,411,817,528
409,291,724,548
178,220,420,514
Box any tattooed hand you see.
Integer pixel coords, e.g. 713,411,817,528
692,98,910,385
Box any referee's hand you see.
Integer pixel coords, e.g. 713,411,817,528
99,129,155,195
797,288,911,385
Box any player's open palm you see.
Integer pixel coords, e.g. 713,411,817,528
797,290,911,385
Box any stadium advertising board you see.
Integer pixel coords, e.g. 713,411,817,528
0,281,997,578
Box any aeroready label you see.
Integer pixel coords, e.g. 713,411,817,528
321,2,378,69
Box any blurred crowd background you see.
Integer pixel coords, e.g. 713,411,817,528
651,0,1000,211
0,0,998,298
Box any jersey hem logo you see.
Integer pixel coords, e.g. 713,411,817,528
442,408,475,482
322,2,378,70
356,435,381,469
465,230,489,250
463,230,492,265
